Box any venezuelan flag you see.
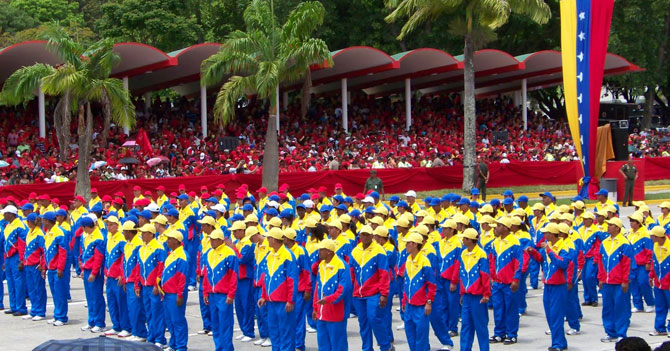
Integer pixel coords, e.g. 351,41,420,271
560,0,614,183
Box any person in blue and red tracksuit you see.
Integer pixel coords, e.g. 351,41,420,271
596,217,634,343
54,209,73,301
69,196,88,278
258,227,299,351
528,223,571,351
196,216,216,336
79,216,106,333
649,226,670,336
3,205,28,316
23,213,46,321
251,223,272,347
42,212,69,326
138,223,168,348
579,211,600,306
102,216,131,337
202,228,238,351
438,219,463,341
627,212,655,313
120,220,147,341
313,238,351,351
401,231,436,351
351,225,392,351
230,219,257,342
160,229,190,351
489,216,523,345
177,194,199,290
283,228,312,351
455,228,491,351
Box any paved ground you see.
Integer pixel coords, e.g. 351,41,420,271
2,204,669,351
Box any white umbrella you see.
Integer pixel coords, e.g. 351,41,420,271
89,161,106,170
122,140,137,147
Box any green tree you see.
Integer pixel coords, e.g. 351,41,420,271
201,0,332,190
0,1,37,35
0,24,135,198
10,0,82,24
386,0,550,191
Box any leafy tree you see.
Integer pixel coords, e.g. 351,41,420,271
0,24,135,198
0,1,38,35
10,0,82,24
201,0,332,190
386,0,550,191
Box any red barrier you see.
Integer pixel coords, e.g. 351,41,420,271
643,157,670,181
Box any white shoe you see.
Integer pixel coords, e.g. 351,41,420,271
396,323,405,331
645,306,655,313
118,330,131,338
254,338,265,345
235,334,245,340
395,307,400,311
104,329,120,336
90,326,103,333
631,307,641,313
47,319,55,324
154,343,166,349
81,325,92,331
234,327,241,332
545,329,551,335
306,327,317,333
187,286,196,292
241,336,253,342
261,339,272,347
32,316,44,321
208,331,213,336
53,320,66,326
439,345,452,351
22,315,32,320
566,329,581,335
197,329,210,335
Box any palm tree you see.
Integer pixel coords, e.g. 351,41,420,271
201,0,332,191
386,0,551,191
0,24,135,198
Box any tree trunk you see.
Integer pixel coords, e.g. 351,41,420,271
262,88,280,191
101,89,112,146
61,91,72,159
461,33,477,192
75,103,93,199
643,86,654,130
54,91,72,161
301,69,312,119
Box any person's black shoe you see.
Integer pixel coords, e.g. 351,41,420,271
3,309,15,314
489,336,503,343
503,337,517,345
581,301,592,306
449,331,459,337
12,311,26,316
548,348,560,351
591,301,598,307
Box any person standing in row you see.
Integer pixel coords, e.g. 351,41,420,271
42,212,69,326
230,219,256,342
649,226,670,336
138,223,167,348
283,228,312,351
160,230,189,351
103,216,131,337
23,213,46,321
121,221,147,341
627,212,655,313
79,216,106,333
3,205,27,316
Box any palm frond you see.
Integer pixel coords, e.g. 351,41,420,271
97,79,136,129
84,38,121,79
243,0,275,35
476,0,511,29
213,75,256,125
0,63,54,106
41,64,89,97
385,0,454,39
509,0,551,25
282,1,326,41
255,60,280,100
201,50,259,87
40,22,84,67
282,38,332,80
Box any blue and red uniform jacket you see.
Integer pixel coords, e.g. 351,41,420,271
161,245,189,298
396,247,409,280
439,235,462,286
81,228,105,276
382,241,398,291
196,234,211,279
3,217,27,259
564,236,580,285
314,255,350,322
491,234,523,284
514,230,532,274
122,234,143,288
650,238,670,290
104,231,126,279
528,239,571,285
24,226,45,267
58,221,72,255
202,244,238,299
179,206,197,241
458,245,491,297
332,234,353,263
628,227,653,267
69,206,87,251
402,252,436,307
596,234,633,285
288,243,311,293
45,226,67,272
234,236,255,280
580,224,600,260
259,245,298,304
139,238,166,287
351,241,390,298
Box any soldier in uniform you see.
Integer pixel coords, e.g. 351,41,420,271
619,156,638,207
476,157,489,201
364,170,384,199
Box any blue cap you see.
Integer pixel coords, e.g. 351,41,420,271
90,203,103,213
471,188,480,196
441,195,450,202
128,209,140,217
595,189,608,196
424,197,432,204
41,211,56,222
319,205,331,212
247,195,256,204
457,198,471,206
518,195,529,203
103,211,118,219
571,195,584,202
80,217,95,227
269,195,280,202
21,203,34,211
429,198,441,206
397,200,408,208
166,209,179,218
206,197,218,203
364,206,376,214
177,194,189,200
470,201,480,208
490,199,501,206
344,197,353,203
265,208,279,217
389,195,400,203
452,195,462,202
26,213,38,222
333,195,345,203
349,209,361,218
299,194,310,201
296,204,306,210
369,191,380,199
539,191,554,198
204,210,217,218
503,190,514,197
230,214,245,222
139,210,152,220
279,209,294,218
502,198,514,206
242,204,254,211
335,204,348,211
124,215,139,225
55,209,67,217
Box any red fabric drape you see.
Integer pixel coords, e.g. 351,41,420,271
643,157,670,181
603,159,645,201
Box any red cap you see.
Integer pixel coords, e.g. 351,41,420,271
236,191,247,199
134,198,151,207
317,186,327,193
213,190,223,196
200,186,208,191
279,183,289,191
257,187,268,194
178,184,186,190
187,191,196,197
6,196,15,203
216,183,226,189
37,194,51,201
334,183,343,190
52,198,60,205
169,199,177,205
101,195,112,202
113,198,124,205
202,193,211,199
169,192,178,197
157,185,166,191
278,193,287,200
354,193,365,200
28,192,37,200
59,205,68,211
144,190,152,196
114,192,125,197
311,194,320,201
133,186,141,191
307,188,317,193
73,195,85,203
90,188,98,193
240,184,249,190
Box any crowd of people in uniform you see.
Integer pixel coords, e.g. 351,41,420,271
2,182,670,351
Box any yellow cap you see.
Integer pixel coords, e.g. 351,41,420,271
317,239,337,252
401,212,415,223
368,217,384,226
265,227,284,240
153,214,168,226
640,205,650,213
198,216,217,227
122,221,137,231
230,221,247,231
628,211,644,224
542,223,560,234
374,207,389,216
415,210,428,218
477,215,495,225
512,208,526,218
104,216,120,225
164,229,183,242
245,214,259,223
304,218,318,228
439,219,457,229
509,216,522,226
480,204,493,214
606,217,623,229
421,215,436,226
660,201,670,209
359,225,373,235
283,228,297,240
245,226,259,237
596,209,608,217
581,211,595,220
209,229,224,240
572,201,585,210
632,201,646,207
548,212,562,221
497,216,512,228
531,203,545,211
651,226,667,238
557,223,571,235
267,217,282,228
461,228,479,240
560,213,574,222
339,214,351,224
139,223,156,233
558,205,571,214
453,214,470,225
395,217,411,228
373,226,389,238
328,220,342,231
605,205,617,214
402,232,424,244
414,224,429,236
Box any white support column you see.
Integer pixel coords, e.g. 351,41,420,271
522,78,528,130
275,86,280,135
282,91,289,111
200,83,207,138
38,82,45,138
143,92,151,113
341,78,348,133
122,77,130,135
405,78,412,131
